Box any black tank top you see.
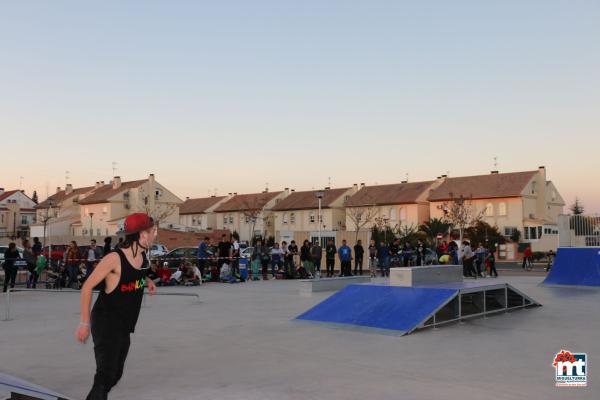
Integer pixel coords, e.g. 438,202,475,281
92,248,147,333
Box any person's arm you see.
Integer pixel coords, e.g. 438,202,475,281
75,252,118,343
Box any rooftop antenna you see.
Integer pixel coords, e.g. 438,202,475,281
265,182,269,192
493,156,498,170
19,176,24,190
405,172,409,182
214,188,218,196
65,170,70,187
328,177,331,187
112,161,118,177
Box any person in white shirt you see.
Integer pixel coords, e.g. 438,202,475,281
461,241,477,278
231,237,240,275
270,242,284,277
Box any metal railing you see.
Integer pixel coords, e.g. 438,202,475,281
558,214,600,247
3,288,200,321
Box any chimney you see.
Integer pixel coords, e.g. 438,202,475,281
112,176,122,190
291,189,295,193
325,187,331,190
65,184,73,195
284,187,289,194
148,174,155,186
441,174,447,178
56,186,62,193
0,188,4,195
360,183,366,188
228,193,232,196
490,171,499,174
234,192,237,196
185,196,190,200
94,181,101,189
401,180,407,184
100,181,105,185
353,183,358,190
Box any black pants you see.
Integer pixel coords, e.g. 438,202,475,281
2,266,17,292
326,259,335,277
197,259,206,277
313,258,321,275
463,258,477,278
489,261,498,277
354,258,363,275
261,260,270,279
475,258,483,276
341,261,351,276
87,314,131,400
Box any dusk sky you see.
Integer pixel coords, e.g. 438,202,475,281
1,1,599,212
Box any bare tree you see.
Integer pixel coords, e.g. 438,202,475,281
239,195,271,243
438,194,483,242
347,204,379,243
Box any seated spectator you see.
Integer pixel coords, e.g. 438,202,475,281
220,262,236,283
156,262,172,286
182,262,201,286
169,267,183,285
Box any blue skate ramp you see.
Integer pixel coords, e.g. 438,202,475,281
296,284,457,335
0,372,72,400
542,247,600,287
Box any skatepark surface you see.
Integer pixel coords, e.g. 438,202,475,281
1,275,598,400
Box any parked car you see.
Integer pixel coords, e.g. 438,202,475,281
0,245,24,264
150,244,168,257
156,247,199,269
41,245,68,263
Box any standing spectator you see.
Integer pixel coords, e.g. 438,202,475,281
448,241,459,265
231,236,240,276
103,237,112,257
280,241,290,278
311,240,322,277
22,239,37,288
353,240,364,275
415,240,427,266
65,241,81,288
287,240,299,279
389,239,401,268
32,237,42,257
271,242,284,277
338,240,352,276
546,249,555,272
255,239,270,280
378,240,390,277
197,237,209,277
475,243,486,277
522,246,532,270
325,239,336,277
437,240,448,258
487,247,498,278
2,243,21,292
300,240,314,277
86,239,101,277
368,239,378,278
402,242,413,267
218,234,232,267
462,241,477,278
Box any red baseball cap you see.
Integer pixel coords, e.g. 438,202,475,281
123,213,155,234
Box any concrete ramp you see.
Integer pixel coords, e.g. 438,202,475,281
542,247,600,287
0,372,71,400
296,282,540,335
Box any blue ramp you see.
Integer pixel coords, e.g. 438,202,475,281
0,372,72,400
542,247,600,287
296,284,457,335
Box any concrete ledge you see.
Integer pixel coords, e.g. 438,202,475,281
390,265,463,287
299,276,371,294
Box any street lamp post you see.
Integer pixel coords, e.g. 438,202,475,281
315,190,325,279
89,212,94,238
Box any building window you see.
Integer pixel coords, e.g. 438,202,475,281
245,216,250,224
223,215,227,224
102,206,108,214
390,208,397,221
504,227,517,237
309,213,315,223
228,215,233,224
282,213,288,224
485,203,494,217
290,213,295,223
498,202,507,216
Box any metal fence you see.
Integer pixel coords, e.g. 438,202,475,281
557,214,600,247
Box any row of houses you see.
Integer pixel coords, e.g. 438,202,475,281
2,167,565,253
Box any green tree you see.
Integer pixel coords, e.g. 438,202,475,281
569,198,584,215
419,218,452,242
465,221,504,249
510,229,521,243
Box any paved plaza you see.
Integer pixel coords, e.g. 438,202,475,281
1,274,598,400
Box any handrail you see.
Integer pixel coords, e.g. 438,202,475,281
3,288,200,321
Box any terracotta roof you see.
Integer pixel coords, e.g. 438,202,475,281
36,186,95,209
271,188,350,211
180,196,227,215
345,181,435,207
0,190,20,202
215,191,282,213
428,171,537,201
78,180,148,205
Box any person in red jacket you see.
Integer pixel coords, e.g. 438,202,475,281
522,246,532,270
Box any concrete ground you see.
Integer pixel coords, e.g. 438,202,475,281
1,274,598,400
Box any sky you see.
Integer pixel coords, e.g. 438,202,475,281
1,1,599,212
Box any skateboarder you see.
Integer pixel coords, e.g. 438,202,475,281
76,213,157,399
